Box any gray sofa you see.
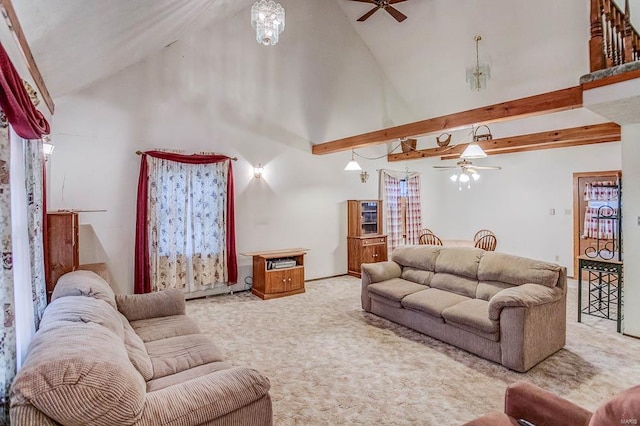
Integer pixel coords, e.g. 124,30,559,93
10,271,273,425
361,246,567,372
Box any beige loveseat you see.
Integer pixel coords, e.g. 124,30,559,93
10,271,273,425
361,246,567,372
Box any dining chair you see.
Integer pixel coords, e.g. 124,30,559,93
475,234,497,251
419,232,443,246
474,229,495,243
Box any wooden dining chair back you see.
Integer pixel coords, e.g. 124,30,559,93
475,234,497,251
474,229,495,243
419,232,443,246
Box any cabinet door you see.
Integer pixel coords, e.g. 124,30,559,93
286,267,304,291
266,269,288,293
46,212,79,297
362,244,377,264
374,242,388,262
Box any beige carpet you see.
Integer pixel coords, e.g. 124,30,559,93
187,276,640,425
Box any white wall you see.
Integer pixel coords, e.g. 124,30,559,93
411,142,621,277
48,0,410,294
622,124,640,338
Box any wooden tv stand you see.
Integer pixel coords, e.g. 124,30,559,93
241,248,309,300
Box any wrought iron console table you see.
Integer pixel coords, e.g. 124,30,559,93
577,254,623,332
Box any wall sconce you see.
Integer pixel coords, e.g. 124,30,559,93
360,170,369,183
254,163,264,178
42,136,54,161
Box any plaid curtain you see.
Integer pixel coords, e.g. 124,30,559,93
582,181,619,240
405,175,422,245
382,172,402,253
380,170,422,254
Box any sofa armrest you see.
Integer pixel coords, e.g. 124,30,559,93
116,289,185,321
361,261,402,284
142,367,271,425
505,381,592,426
488,284,563,321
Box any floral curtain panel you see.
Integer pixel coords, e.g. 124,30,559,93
24,139,46,328
582,181,619,240
136,151,236,293
0,127,15,423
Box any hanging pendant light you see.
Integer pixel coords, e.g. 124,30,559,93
466,35,490,91
251,0,285,46
460,143,487,159
344,150,362,171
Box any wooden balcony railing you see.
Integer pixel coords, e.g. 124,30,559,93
590,0,640,72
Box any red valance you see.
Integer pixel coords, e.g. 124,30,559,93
134,151,237,294
0,42,49,139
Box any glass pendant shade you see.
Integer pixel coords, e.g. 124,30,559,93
466,63,490,91
344,150,362,171
460,143,487,159
251,0,285,46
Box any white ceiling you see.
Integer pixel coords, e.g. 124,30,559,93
9,0,640,133
12,0,256,97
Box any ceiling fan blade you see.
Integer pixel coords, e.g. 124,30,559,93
389,0,408,3
357,6,381,21
385,5,408,22
433,166,457,170
472,166,502,170
349,0,376,3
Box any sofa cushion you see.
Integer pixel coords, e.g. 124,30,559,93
430,273,478,298
435,247,484,279
146,361,233,392
477,281,514,301
51,270,117,309
370,293,403,308
478,252,561,288
145,334,225,379
401,288,470,318
116,289,186,322
130,315,201,343
367,278,427,302
401,267,434,286
119,313,153,381
41,295,124,340
392,245,441,271
442,299,499,334
10,322,146,426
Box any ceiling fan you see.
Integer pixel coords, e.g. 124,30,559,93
350,0,408,23
433,159,501,190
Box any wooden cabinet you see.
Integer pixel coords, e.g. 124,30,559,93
347,200,388,278
45,212,79,300
243,249,308,300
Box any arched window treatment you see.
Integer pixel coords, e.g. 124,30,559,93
0,43,49,139
134,151,237,294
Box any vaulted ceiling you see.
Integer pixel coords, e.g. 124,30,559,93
8,0,640,141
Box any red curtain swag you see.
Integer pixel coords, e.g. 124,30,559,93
0,43,49,139
134,151,237,294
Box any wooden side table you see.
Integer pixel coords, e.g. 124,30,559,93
241,248,309,300
577,255,623,332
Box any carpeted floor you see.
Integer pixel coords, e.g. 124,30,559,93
186,276,640,425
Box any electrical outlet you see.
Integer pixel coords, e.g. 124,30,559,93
565,209,572,215
554,255,560,261
637,216,640,226
549,208,555,215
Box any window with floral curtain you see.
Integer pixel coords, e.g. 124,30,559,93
379,170,422,254
135,151,237,294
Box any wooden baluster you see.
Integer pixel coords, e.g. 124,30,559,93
623,0,634,63
590,0,606,71
605,0,614,68
615,10,623,65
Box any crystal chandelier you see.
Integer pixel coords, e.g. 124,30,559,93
251,0,285,46
466,35,490,91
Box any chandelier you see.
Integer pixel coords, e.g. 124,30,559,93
251,0,285,46
466,35,490,91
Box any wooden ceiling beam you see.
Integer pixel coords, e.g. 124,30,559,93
387,123,621,162
0,0,55,114
312,86,583,155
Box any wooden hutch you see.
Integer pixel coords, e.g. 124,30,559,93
347,200,387,278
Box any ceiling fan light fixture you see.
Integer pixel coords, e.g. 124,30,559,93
460,143,487,159
450,174,458,182
472,172,480,181
344,150,362,171
459,173,470,183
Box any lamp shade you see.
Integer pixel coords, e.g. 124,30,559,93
344,159,362,171
460,143,487,159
